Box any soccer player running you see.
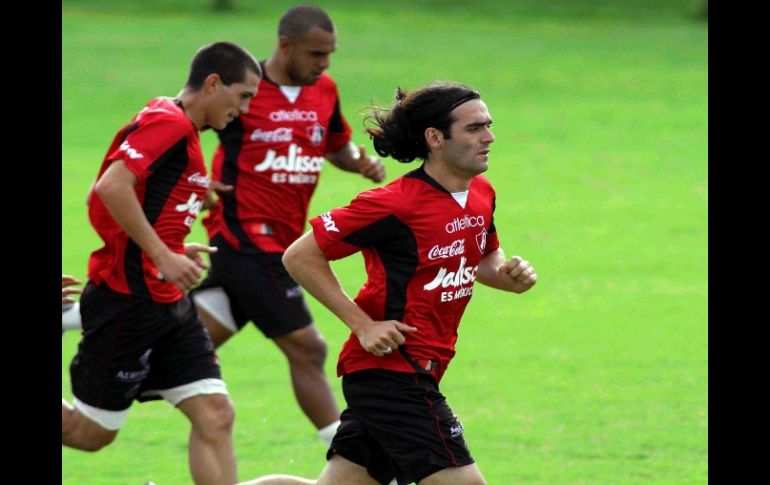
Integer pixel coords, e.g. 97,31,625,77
191,4,385,445
238,82,538,485
61,42,262,485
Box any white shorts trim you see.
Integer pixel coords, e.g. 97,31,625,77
73,398,129,431
62,302,83,331
192,287,238,333
140,378,229,406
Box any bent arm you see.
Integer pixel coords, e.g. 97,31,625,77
94,161,170,261
476,248,538,294
283,232,372,335
94,160,201,291
283,232,416,355
326,142,385,183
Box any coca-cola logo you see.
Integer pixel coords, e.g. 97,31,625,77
427,239,465,260
186,172,210,188
250,127,293,142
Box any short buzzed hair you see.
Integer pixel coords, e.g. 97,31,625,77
278,4,335,39
186,41,262,90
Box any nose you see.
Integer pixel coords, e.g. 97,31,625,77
319,55,330,71
238,99,250,115
482,127,495,144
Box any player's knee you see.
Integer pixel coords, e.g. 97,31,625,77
79,432,117,452
281,330,329,367
192,396,235,437
297,335,329,366
63,426,117,452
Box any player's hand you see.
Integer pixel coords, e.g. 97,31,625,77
356,145,386,183
497,256,537,293
357,320,417,357
61,275,83,304
154,251,206,293
202,180,234,211
184,243,218,270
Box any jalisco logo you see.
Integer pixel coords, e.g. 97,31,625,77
254,144,325,173
250,127,293,142
269,109,318,122
175,192,204,227
423,256,478,291
445,215,485,234
427,239,465,260
187,172,210,188
320,212,339,232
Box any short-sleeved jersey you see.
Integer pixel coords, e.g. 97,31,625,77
203,64,352,254
87,97,209,303
309,166,501,383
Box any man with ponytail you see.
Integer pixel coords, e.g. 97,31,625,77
239,81,538,485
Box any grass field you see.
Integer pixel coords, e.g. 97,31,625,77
62,1,708,483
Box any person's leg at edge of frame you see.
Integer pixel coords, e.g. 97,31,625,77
61,399,119,452
237,475,316,485
177,393,237,485
273,324,341,439
235,452,378,485
418,463,487,485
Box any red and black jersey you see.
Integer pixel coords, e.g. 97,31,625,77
309,165,501,383
203,65,352,254
87,97,209,303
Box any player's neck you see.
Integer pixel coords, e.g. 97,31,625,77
424,160,473,193
264,56,296,86
175,90,204,130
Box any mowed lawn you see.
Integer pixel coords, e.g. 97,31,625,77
62,1,708,483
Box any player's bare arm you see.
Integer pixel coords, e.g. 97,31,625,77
326,142,386,183
94,160,203,292
476,248,538,294
283,232,416,357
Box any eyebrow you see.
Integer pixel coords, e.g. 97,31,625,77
464,119,493,129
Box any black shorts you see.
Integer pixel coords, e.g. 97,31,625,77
193,233,312,338
329,370,475,485
70,282,222,411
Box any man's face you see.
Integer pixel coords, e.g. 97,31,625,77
208,70,261,130
284,27,337,86
438,99,495,176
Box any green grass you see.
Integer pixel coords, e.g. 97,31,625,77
62,1,707,483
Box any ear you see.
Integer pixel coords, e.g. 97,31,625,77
278,35,293,51
203,73,221,93
425,127,443,150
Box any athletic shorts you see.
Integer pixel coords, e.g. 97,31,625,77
329,369,475,485
192,233,312,338
70,282,223,413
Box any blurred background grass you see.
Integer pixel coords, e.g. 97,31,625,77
62,1,707,483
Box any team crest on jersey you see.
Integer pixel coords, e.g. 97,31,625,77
475,230,487,253
306,123,325,145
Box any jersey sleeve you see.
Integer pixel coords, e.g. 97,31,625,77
107,112,191,181
323,85,352,153
485,196,500,255
309,187,395,260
